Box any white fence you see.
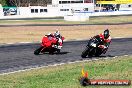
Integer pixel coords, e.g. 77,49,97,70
0,10,132,20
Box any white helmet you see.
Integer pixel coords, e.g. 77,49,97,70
54,30,60,38
46,33,54,37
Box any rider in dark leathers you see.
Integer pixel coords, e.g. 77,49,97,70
92,29,111,54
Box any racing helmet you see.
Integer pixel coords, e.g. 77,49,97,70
104,29,109,39
54,30,61,38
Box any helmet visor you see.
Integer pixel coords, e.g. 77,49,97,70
104,32,109,39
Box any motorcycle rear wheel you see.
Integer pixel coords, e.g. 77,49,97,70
57,49,60,53
95,48,102,57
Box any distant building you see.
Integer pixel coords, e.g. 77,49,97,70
16,0,94,17
1,0,132,17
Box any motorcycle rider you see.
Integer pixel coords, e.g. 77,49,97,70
93,29,111,54
44,31,63,50
54,30,63,49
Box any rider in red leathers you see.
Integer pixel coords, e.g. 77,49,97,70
93,29,111,54
54,30,64,49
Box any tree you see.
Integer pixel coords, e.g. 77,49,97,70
0,0,52,7
7,0,16,7
0,0,8,6
0,0,17,7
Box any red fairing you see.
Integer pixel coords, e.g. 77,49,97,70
41,36,57,47
34,35,64,55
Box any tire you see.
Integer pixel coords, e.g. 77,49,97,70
95,52,101,57
88,48,95,57
34,46,43,55
57,49,60,54
81,47,89,58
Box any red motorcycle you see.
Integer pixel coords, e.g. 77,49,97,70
34,35,64,55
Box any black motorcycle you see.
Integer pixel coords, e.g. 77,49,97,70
81,36,108,58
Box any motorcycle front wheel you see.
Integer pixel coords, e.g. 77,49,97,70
34,46,43,55
81,47,89,58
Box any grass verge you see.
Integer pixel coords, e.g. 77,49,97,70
0,56,131,88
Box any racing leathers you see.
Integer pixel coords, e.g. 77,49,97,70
55,36,63,50
54,31,64,50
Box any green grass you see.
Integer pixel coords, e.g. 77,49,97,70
0,56,131,88
1,15,132,24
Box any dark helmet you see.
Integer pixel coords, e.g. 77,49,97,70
104,29,109,39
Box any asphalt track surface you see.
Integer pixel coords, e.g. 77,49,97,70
0,38,132,74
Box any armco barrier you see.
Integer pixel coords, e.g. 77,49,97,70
64,10,132,21
0,10,132,20
74,10,132,17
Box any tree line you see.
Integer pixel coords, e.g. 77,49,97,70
0,0,52,7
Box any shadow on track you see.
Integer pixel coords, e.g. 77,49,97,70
95,55,115,58
34,51,70,55
83,55,115,59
